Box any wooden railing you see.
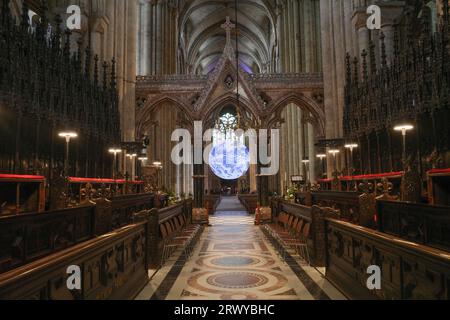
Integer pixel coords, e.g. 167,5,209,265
377,200,450,251
311,191,361,223
325,218,450,300
0,221,149,300
238,194,258,214
0,193,155,274
0,205,96,273
296,190,378,227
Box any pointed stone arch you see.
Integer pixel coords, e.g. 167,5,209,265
266,92,325,137
202,94,260,129
136,96,193,138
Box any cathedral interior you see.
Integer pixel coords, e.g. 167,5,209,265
0,0,450,303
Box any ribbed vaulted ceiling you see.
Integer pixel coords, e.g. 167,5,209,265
179,0,277,75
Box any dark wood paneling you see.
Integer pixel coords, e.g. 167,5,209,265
377,200,450,251
0,222,148,300
326,219,450,300
0,205,96,273
238,194,258,214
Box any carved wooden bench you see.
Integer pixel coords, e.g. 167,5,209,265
157,201,202,267
268,199,339,267
238,194,258,214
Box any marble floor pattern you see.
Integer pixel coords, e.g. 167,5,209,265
136,197,346,300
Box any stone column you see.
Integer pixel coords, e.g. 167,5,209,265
250,164,257,192
138,0,149,75
123,0,138,142
308,122,316,183
378,1,405,64
298,110,305,177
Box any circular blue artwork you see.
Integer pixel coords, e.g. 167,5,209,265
209,141,250,180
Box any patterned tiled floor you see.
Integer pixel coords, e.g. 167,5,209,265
136,197,346,300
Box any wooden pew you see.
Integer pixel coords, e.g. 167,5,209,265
377,200,450,251
146,199,196,268
325,218,450,299
270,198,339,267
0,174,46,215
0,220,149,300
0,205,97,274
204,194,220,215
238,194,258,214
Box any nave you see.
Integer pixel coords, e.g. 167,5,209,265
136,197,345,301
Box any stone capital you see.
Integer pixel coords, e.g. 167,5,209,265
352,8,369,30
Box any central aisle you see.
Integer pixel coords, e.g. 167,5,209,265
137,197,345,300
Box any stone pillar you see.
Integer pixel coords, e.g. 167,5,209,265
123,0,138,142
308,122,316,183
176,163,181,198
378,1,405,64
298,110,305,177
193,163,204,208
250,164,257,192
257,173,270,207
321,0,357,177
138,0,149,75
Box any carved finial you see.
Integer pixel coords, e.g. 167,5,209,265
20,0,29,30
444,0,450,26
76,37,83,70
36,0,49,41
102,61,108,90
346,53,352,85
64,29,71,56
94,55,99,85
352,57,359,84
393,27,400,58
358,180,373,194
380,31,387,67
110,58,117,89
369,40,376,74
361,49,368,81
85,47,91,77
